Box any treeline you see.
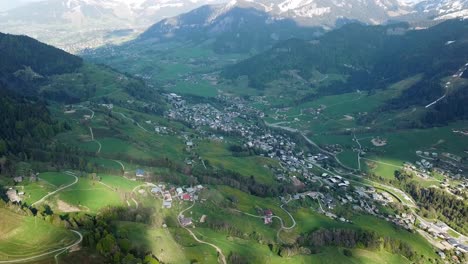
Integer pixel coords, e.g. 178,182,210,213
69,207,160,264
0,87,85,177
422,85,468,126
281,228,441,264
102,152,294,198
393,171,468,234
207,219,266,243
191,166,288,197
0,88,68,155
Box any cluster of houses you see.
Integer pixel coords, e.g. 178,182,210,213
166,92,330,182
163,91,468,256
419,221,468,253
143,120,172,135
385,213,415,230
150,184,204,209
320,173,351,188
407,150,468,187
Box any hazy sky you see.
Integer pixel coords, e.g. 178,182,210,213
0,0,425,12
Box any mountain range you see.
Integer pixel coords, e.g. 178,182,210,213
1,0,467,52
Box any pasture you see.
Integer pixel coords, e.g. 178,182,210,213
55,176,128,213
198,140,279,185
0,208,77,262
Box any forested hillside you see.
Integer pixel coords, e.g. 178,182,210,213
0,33,82,76
222,19,468,125
223,20,467,92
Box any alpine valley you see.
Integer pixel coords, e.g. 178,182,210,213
0,1,467,264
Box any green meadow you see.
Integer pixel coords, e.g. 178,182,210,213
0,208,77,261
198,141,279,185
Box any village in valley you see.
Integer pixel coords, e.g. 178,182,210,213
3,89,467,263
159,91,468,257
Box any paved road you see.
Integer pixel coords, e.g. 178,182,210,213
0,230,82,264
32,173,78,207
179,202,226,264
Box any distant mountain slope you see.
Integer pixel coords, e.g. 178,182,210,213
223,19,468,89
222,19,468,125
138,4,323,53
219,0,412,27
0,0,225,52
415,0,468,20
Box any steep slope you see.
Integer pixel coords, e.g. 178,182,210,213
0,31,167,165
138,3,323,53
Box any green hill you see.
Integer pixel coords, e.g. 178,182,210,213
0,207,78,262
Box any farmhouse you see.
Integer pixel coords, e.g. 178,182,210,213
13,176,23,183
162,192,173,209
180,216,193,227
6,189,21,202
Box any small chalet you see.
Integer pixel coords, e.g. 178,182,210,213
264,210,273,224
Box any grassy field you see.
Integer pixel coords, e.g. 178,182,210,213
0,208,77,261
39,172,76,187
99,174,141,192
56,177,124,212
115,221,197,263
22,182,55,205
165,185,431,264
198,140,279,185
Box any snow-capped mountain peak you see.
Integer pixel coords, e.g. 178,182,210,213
415,0,468,19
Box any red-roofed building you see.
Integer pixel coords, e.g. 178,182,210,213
182,193,191,201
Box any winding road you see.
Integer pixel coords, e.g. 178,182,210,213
32,173,78,207
112,160,125,171
114,111,149,133
178,202,227,264
0,230,82,264
88,127,102,154
232,196,296,242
